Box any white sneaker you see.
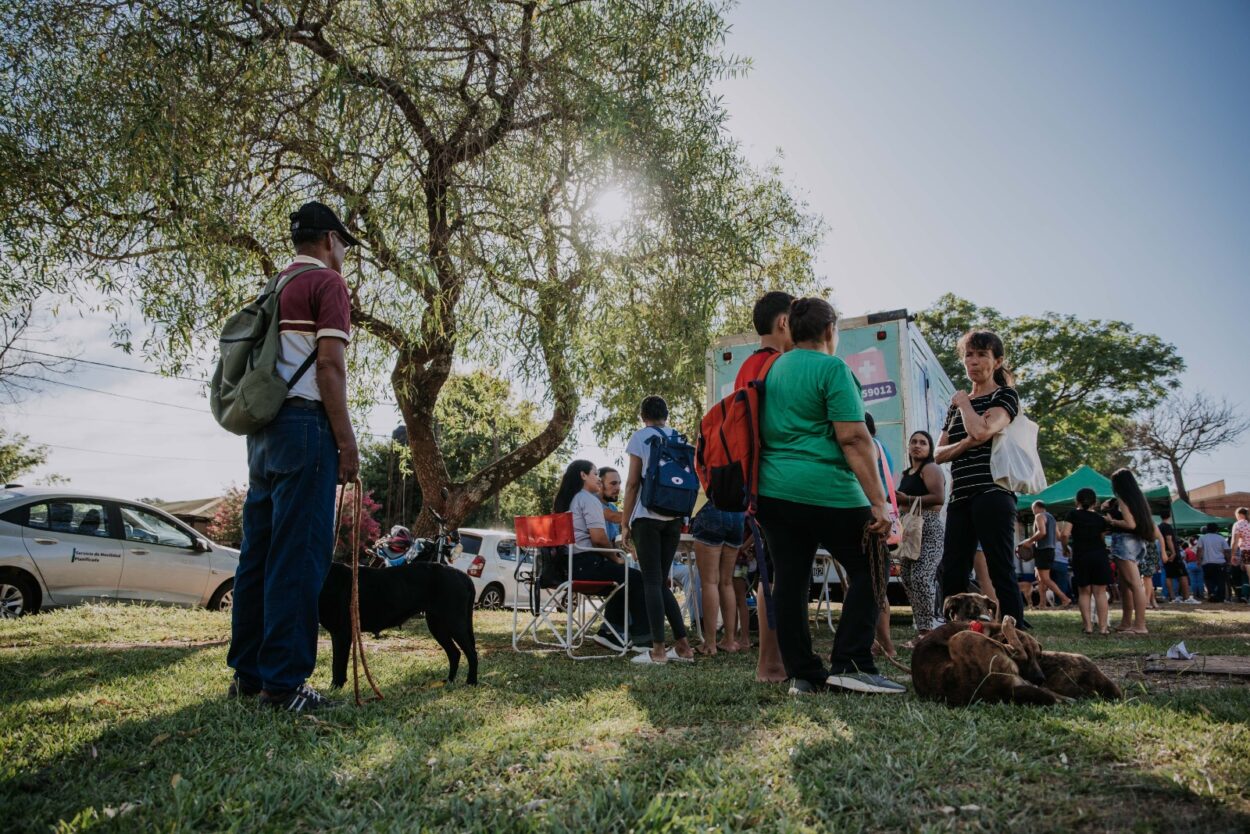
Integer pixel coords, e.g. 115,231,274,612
1183,597,1201,605
592,632,626,652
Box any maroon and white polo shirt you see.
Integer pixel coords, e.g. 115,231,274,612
275,255,351,402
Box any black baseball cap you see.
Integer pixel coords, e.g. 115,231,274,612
289,201,361,247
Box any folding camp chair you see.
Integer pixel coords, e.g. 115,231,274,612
512,512,632,659
812,550,840,632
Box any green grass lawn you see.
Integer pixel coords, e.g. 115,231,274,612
2,602,1249,833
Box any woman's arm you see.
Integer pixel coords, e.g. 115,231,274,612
1058,520,1072,547
620,455,643,546
958,404,1012,445
1110,503,1136,531
833,421,891,534
934,429,970,465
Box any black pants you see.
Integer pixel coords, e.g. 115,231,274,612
571,553,648,638
756,496,878,684
941,489,1027,626
1203,564,1227,603
630,517,687,643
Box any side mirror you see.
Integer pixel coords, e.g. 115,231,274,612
194,538,211,553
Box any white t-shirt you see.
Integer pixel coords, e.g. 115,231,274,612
569,489,607,552
625,425,681,524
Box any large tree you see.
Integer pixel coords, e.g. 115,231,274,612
4,1,819,531
915,293,1184,479
1127,392,1250,503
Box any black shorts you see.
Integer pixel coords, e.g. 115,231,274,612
1164,557,1185,579
1033,547,1056,571
1071,549,1113,587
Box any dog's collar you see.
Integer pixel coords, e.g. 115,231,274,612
969,621,984,633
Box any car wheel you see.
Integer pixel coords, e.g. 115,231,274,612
0,574,38,618
479,583,505,610
208,579,234,612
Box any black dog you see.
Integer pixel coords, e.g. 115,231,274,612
319,561,479,687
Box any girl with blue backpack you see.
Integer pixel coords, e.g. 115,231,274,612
621,396,699,665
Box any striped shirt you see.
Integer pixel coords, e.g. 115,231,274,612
276,255,351,402
944,386,1020,503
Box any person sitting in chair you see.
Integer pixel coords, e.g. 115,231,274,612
554,460,650,652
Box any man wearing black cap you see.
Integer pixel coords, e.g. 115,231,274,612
226,201,361,713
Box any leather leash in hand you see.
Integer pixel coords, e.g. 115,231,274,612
333,477,384,706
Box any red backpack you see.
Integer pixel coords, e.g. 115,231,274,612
695,352,780,513
694,350,781,626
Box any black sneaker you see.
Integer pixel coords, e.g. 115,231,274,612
788,678,825,696
259,683,338,713
227,674,261,699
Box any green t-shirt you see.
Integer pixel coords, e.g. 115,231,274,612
758,349,868,508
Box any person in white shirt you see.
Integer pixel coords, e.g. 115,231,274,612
621,396,696,665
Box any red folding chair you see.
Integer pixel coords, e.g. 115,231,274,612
511,512,631,658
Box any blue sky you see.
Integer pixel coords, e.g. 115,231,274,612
711,0,1250,491
8,0,1250,500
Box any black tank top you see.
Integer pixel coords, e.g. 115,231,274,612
899,465,929,498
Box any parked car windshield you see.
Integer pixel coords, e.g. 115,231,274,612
459,534,482,556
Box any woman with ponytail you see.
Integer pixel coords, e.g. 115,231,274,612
936,330,1029,627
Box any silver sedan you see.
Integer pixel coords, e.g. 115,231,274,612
0,486,239,618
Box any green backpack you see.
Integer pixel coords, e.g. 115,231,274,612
210,264,321,435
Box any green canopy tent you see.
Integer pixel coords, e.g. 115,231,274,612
1163,499,1234,534
1016,465,1171,514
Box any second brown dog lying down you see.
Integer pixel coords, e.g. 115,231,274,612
1039,651,1123,700
912,616,1064,706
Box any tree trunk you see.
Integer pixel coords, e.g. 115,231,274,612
1170,460,1188,504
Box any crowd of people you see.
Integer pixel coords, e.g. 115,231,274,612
552,291,1250,695
223,205,1249,711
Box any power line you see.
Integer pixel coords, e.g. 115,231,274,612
11,347,202,382
5,411,191,428
27,440,227,463
34,378,207,413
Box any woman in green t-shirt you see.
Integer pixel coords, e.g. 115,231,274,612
755,298,903,696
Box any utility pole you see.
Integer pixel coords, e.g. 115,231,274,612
491,416,501,524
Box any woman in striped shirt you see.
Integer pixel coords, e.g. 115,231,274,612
936,330,1028,627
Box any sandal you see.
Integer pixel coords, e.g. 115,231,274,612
631,651,668,665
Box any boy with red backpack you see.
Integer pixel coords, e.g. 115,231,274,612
695,291,793,682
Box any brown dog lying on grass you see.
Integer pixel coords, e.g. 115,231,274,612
912,616,1065,706
1039,651,1122,700
912,592,1123,705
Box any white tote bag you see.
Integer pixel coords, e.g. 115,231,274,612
990,409,1047,495
897,497,925,561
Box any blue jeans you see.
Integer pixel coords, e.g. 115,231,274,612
227,402,339,692
1051,560,1073,599
1185,562,1205,598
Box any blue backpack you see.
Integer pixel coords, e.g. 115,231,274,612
640,428,699,517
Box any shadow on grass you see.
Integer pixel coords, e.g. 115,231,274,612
0,645,209,707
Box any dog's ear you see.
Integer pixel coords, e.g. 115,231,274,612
986,595,999,621
942,596,958,622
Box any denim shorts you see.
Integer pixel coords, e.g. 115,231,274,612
690,504,745,548
1110,533,1145,564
